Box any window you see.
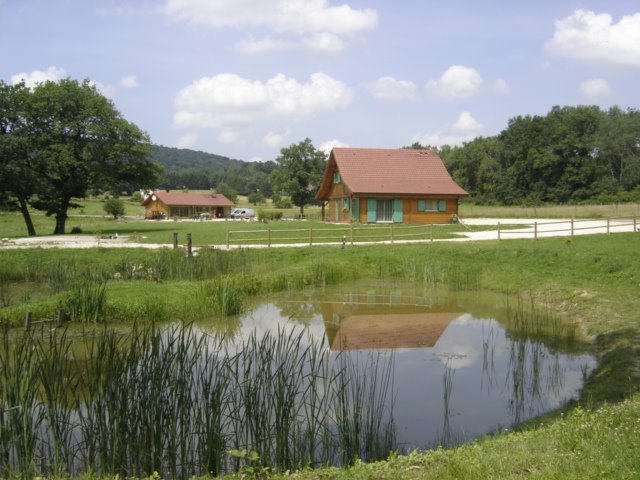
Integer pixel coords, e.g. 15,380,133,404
342,197,350,210
333,171,341,184
418,199,446,212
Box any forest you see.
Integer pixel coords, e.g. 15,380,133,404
155,105,640,206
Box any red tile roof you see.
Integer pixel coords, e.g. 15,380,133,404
316,148,468,199
143,191,234,207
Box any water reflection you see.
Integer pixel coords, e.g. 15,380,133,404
238,284,595,450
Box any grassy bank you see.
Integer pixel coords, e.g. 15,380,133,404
0,233,639,478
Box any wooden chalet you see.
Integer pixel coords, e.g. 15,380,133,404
142,190,234,219
315,148,468,224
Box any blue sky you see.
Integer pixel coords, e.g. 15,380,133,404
2,1,639,162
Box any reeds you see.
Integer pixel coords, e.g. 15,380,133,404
0,324,396,478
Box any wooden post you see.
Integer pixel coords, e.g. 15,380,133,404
430,224,433,243
268,229,271,248
390,224,394,244
309,228,313,246
226,230,230,249
350,224,354,246
24,311,33,331
607,218,610,234
571,218,574,237
497,222,501,240
56,309,65,327
173,232,178,249
534,222,538,240
187,233,193,257
634,216,637,232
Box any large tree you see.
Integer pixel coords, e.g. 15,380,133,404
270,138,326,216
9,78,160,234
0,81,40,235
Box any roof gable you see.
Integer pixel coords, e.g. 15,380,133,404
316,148,468,199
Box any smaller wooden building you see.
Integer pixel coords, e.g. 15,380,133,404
315,148,468,224
142,190,234,219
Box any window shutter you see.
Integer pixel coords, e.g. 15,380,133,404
392,199,403,223
418,199,426,212
352,198,360,223
438,200,447,212
367,199,377,222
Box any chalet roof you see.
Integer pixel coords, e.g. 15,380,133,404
143,190,234,207
316,148,468,199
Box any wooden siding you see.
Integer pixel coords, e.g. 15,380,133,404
144,199,231,219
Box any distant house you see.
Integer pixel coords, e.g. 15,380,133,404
142,190,234,219
315,148,468,224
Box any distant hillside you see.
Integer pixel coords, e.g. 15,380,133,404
150,145,276,195
151,145,245,173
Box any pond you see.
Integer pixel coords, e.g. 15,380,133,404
230,282,595,450
0,281,595,478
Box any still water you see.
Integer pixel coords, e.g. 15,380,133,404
222,282,595,450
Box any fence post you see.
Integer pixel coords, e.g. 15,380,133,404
268,229,271,248
607,218,610,234
497,222,501,240
634,216,637,232
430,224,434,243
173,232,178,249
350,224,354,245
309,228,313,246
571,218,574,237
534,222,538,240
56,309,65,327
226,230,230,249
187,233,193,257
390,224,394,244
24,311,32,331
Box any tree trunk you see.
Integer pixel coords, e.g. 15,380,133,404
17,196,37,236
54,212,67,234
299,204,304,217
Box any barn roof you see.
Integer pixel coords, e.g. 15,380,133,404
316,148,468,199
142,190,234,207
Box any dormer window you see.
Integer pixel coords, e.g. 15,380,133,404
333,172,341,184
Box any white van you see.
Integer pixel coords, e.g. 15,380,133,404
230,208,256,219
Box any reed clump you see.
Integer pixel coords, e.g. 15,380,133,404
0,324,396,479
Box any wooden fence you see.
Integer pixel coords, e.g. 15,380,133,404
496,216,637,240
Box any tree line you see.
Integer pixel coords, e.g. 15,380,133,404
1,79,159,235
420,105,640,205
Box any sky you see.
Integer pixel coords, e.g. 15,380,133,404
1,1,639,162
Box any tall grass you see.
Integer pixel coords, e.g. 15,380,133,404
0,324,396,478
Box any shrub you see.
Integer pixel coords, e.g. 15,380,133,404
103,197,125,219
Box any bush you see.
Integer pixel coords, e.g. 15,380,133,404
103,197,125,219
71,226,83,234
274,196,293,209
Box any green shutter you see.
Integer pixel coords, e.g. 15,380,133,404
438,200,447,212
392,199,403,223
352,198,360,223
367,199,377,223
418,199,426,212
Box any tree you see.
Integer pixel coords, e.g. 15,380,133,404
214,182,238,203
0,81,39,235
21,79,159,234
270,138,326,216
103,197,125,219
247,191,265,205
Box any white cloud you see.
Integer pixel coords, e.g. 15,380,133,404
426,65,483,100
452,111,484,132
492,78,511,95
217,130,240,144
263,128,292,148
364,76,417,101
89,80,116,98
412,112,484,147
545,9,640,68
173,72,353,129
119,75,139,88
176,132,199,149
11,66,66,87
578,78,611,98
319,138,349,154
237,32,343,53
161,0,377,53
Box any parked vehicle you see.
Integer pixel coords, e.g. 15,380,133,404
230,208,256,219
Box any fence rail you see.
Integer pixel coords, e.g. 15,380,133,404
224,216,637,248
